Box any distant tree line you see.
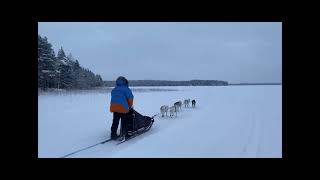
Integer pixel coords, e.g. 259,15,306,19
104,80,228,87
228,83,282,86
38,35,104,90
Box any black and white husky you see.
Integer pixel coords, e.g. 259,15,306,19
160,105,169,117
183,99,191,108
192,100,196,108
174,101,182,112
169,106,177,117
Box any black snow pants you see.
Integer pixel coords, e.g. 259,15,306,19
111,112,131,136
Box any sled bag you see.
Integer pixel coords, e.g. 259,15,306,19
127,109,152,132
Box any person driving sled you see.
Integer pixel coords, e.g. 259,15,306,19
109,76,134,140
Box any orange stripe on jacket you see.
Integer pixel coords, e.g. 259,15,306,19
127,98,133,107
110,103,129,113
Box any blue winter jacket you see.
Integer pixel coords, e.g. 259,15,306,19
109,78,134,113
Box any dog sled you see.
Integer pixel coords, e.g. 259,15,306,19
119,108,157,143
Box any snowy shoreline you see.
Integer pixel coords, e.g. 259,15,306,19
38,87,180,96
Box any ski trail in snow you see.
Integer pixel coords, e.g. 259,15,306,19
61,139,113,158
66,139,120,158
242,112,262,157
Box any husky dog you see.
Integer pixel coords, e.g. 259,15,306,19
192,100,196,108
184,99,191,108
160,105,169,117
174,101,182,112
178,101,182,111
169,106,177,117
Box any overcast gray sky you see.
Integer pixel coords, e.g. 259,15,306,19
38,22,282,83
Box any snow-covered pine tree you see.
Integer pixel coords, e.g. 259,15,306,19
71,59,81,89
95,74,104,86
38,35,104,90
56,47,73,89
38,35,58,90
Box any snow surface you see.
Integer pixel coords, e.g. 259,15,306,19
38,85,282,158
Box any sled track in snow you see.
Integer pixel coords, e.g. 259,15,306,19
61,139,112,158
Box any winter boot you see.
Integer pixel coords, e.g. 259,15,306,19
111,134,120,140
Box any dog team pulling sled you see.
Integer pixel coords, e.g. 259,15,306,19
61,76,196,158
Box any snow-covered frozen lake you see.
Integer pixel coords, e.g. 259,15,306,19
38,85,282,158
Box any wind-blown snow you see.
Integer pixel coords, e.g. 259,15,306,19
38,85,282,158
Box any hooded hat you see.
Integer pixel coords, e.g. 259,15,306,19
116,76,129,86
